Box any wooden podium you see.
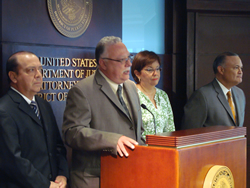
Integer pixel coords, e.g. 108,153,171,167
101,126,246,188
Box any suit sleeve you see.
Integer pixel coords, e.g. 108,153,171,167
54,124,69,178
62,86,122,155
0,110,50,188
233,87,246,127
45,102,69,179
181,90,207,130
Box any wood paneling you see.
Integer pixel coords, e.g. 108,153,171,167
187,0,250,12
179,138,246,188
101,146,179,187
171,0,187,130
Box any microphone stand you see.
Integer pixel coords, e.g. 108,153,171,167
141,104,156,135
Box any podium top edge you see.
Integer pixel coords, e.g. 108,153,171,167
147,126,246,138
146,126,246,147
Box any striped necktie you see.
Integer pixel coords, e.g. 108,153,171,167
117,85,130,118
30,101,40,119
227,91,236,122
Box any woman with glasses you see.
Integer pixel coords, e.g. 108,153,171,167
131,50,175,139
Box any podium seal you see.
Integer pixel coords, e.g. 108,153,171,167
47,0,93,38
203,165,234,188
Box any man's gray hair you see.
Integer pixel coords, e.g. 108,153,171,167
95,36,122,65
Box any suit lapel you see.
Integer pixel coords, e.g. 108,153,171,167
213,79,236,125
95,70,132,122
8,89,43,128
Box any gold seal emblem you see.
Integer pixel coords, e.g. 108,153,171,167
47,0,93,38
203,165,234,188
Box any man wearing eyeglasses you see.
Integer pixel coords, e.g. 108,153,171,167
62,36,145,188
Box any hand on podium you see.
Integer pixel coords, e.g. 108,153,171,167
117,136,138,157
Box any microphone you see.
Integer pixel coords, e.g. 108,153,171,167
141,104,156,135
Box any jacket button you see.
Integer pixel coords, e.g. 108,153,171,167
48,174,52,180
130,126,134,130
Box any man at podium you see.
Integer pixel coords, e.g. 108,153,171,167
181,52,245,129
62,36,144,188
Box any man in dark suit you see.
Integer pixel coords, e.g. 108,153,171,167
181,52,245,129
62,36,144,188
0,51,69,188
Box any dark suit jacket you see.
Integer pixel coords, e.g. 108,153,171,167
62,69,144,187
181,79,245,129
0,89,69,188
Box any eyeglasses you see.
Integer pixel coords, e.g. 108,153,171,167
143,67,162,74
101,55,134,64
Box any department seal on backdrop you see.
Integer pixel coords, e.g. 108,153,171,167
47,0,93,38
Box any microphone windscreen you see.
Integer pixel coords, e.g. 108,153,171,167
141,104,147,109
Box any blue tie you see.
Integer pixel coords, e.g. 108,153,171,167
30,101,40,119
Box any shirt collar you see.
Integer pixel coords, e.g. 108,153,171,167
98,69,123,93
11,87,35,104
216,78,231,97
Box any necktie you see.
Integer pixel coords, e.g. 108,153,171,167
227,91,236,122
117,85,130,118
30,101,40,119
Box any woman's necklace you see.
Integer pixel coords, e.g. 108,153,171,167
138,84,157,108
